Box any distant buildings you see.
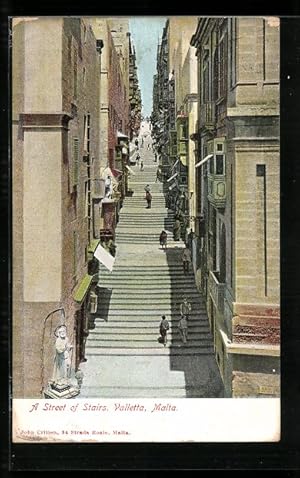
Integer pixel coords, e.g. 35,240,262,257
12,16,141,398
152,17,280,397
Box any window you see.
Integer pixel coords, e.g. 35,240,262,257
73,50,78,100
218,30,228,99
229,18,237,88
85,181,88,217
216,154,224,175
73,138,79,186
83,67,86,88
203,62,209,103
73,231,77,277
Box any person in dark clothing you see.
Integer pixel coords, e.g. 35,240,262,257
145,190,152,208
187,229,194,251
159,315,170,347
159,230,168,249
178,315,188,344
182,247,192,274
173,217,181,241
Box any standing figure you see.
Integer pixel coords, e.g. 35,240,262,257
187,229,194,252
182,246,192,274
180,296,192,320
154,152,157,162
140,160,144,171
159,315,170,347
104,175,112,199
159,230,168,249
136,153,140,165
155,168,160,183
178,315,188,344
173,217,181,241
51,325,73,385
145,190,152,209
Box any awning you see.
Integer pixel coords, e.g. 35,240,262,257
168,182,177,191
195,154,213,168
87,239,100,254
73,274,93,303
126,165,136,175
111,168,123,178
117,131,128,139
171,158,179,171
94,243,115,272
167,172,179,183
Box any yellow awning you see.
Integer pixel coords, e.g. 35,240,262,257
179,155,187,167
73,274,93,303
87,239,100,254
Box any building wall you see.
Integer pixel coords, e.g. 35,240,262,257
191,16,280,398
12,20,25,398
12,17,101,397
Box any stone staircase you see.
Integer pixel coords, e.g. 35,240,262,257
79,123,223,398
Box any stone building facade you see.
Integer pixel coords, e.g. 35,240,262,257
12,17,103,397
152,18,198,238
191,17,280,397
89,18,132,236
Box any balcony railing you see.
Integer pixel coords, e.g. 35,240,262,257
208,270,225,314
200,101,216,129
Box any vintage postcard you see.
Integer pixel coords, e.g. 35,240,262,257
11,15,280,443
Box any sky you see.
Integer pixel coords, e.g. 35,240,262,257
129,17,167,117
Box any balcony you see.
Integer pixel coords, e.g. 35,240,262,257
93,178,105,199
208,270,225,314
200,101,216,130
177,140,188,156
207,176,226,209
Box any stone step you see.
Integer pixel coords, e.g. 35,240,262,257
96,298,203,306
97,292,200,299
115,238,183,243
120,205,168,209
90,323,210,331
120,211,174,215
117,224,174,228
91,311,209,327
99,277,195,283
99,265,190,270
99,269,194,276
87,332,210,341
94,310,206,317
98,274,196,280
125,198,166,202
86,338,211,348
85,346,214,356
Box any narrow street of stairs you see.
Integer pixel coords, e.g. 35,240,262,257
79,123,224,398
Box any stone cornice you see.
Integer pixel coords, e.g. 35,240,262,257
20,112,73,129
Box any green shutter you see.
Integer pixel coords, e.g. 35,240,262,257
73,138,79,185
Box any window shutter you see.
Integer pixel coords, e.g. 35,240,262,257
73,138,79,186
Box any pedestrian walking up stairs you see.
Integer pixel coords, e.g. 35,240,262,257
79,124,223,398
